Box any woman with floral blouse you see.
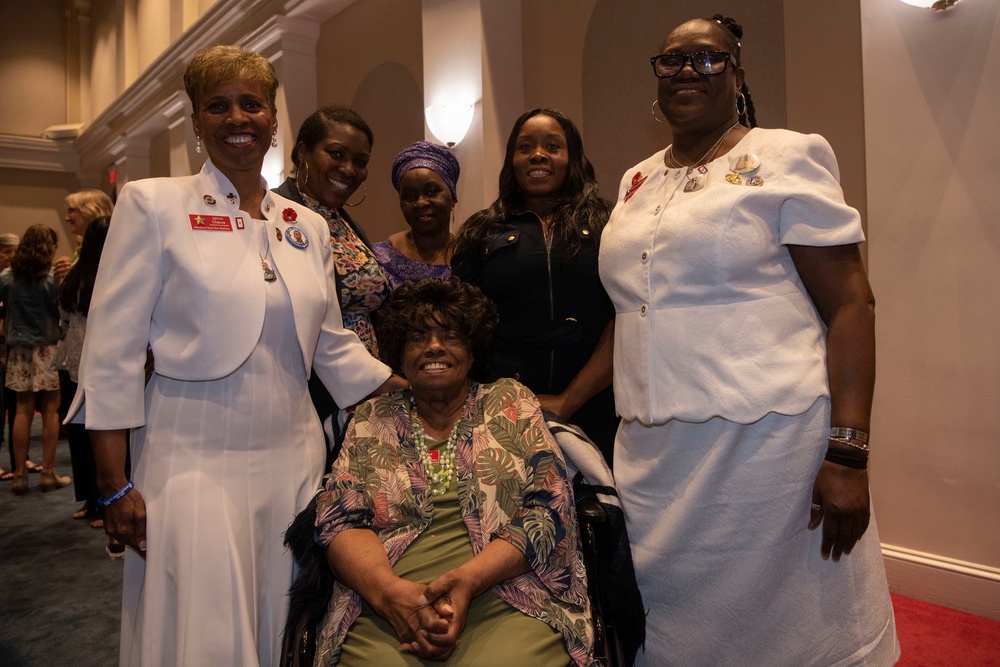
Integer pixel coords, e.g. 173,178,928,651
274,106,390,448
313,278,593,666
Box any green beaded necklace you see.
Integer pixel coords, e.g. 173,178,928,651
408,387,474,496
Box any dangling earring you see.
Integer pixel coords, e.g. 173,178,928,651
736,92,747,117
195,136,202,154
344,183,367,207
651,100,667,123
271,131,278,149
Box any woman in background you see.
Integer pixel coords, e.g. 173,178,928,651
0,232,18,481
372,140,459,290
56,218,117,544
274,106,390,450
452,108,618,464
0,225,68,495
53,189,115,286
63,190,114,255
52,190,116,520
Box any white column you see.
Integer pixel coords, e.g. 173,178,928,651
162,90,198,178
69,0,93,123
244,15,321,189
110,136,151,188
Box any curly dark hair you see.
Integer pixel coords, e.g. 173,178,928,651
10,224,57,282
453,108,611,260
59,216,111,315
377,277,498,381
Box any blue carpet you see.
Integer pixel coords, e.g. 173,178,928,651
0,421,120,666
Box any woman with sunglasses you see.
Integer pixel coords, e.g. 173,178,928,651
599,15,898,666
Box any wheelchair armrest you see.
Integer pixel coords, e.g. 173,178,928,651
578,496,608,524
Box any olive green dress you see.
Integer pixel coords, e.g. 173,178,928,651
337,439,570,667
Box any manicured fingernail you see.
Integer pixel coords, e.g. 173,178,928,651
417,595,428,606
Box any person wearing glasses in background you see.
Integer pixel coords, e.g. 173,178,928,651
598,16,899,666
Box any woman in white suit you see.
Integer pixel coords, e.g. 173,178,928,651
69,45,401,666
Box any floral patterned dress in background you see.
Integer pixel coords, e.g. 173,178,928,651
302,195,389,357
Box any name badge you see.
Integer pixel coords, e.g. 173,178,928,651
189,214,233,231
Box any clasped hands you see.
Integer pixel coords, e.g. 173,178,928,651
377,570,476,662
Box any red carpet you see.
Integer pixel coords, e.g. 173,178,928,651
892,594,1000,666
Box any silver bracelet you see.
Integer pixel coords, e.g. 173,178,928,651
830,427,869,444
828,436,870,452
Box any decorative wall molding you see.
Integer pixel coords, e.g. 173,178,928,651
0,135,80,173
6,0,355,179
882,543,1000,620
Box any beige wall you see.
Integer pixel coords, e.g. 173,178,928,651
0,169,82,259
784,2,867,232
314,0,425,243
0,0,68,137
862,0,1000,617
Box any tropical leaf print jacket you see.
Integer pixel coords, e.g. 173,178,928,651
313,378,594,666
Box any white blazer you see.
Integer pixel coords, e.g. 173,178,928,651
69,160,390,429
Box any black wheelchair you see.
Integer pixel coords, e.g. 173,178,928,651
280,416,645,667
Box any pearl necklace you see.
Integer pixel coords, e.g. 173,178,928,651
409,392,471,496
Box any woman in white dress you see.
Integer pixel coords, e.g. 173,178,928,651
69,45,401,666
599,16,899,666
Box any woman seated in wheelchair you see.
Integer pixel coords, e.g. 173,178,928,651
313,277,593,666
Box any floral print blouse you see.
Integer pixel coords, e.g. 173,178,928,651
301,194,389,357
314,378,595,666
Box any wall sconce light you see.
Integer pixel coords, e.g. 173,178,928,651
425,103,475,148
898,0,960,10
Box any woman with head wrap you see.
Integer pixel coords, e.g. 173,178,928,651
372,141,460,290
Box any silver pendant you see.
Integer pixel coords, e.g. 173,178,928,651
261,261,277,282
683,176,705,193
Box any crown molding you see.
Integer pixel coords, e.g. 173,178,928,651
73,0,349,175
0,135,80,173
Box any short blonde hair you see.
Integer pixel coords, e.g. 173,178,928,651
66,189,114,224
184,45,278,111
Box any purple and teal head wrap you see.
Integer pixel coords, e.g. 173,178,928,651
390,141,460,200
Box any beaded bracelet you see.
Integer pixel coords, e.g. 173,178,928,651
98,480,134,508
824,448,868,470
829,436,870,452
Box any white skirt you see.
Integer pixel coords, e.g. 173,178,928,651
119,274,325,667
616,398,899,667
